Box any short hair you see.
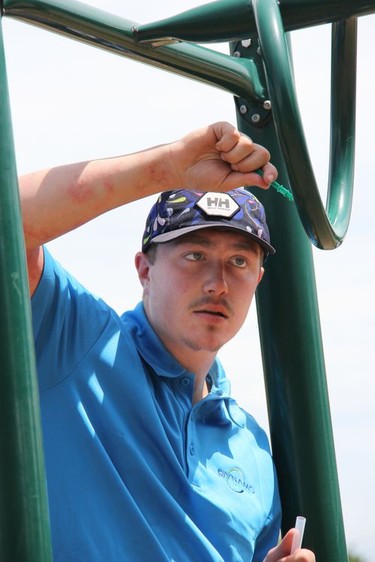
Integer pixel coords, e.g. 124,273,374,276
144,244,158,264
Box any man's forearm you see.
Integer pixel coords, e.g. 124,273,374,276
20,122,277,250
20,143,173,250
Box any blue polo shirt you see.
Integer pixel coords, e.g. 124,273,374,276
32,248,281,561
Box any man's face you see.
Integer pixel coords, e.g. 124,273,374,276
135,228,264,367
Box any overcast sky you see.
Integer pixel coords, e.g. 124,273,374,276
2,1,374,559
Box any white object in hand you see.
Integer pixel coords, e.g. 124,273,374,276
290,516,306,554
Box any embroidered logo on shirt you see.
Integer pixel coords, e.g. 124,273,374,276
218,467,255,494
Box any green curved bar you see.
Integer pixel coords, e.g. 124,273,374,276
328,20,356,233
134,0,375,43
2,0,264,102
253,0,356,250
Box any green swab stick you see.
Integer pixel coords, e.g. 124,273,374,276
255,169,294,201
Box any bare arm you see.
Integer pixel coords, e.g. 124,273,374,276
20,122,277,294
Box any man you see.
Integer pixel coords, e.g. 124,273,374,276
21,122,315,561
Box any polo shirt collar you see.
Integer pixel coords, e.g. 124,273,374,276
122,302,230,395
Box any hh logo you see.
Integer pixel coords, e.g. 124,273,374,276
206,196,230,210
196,192,240,218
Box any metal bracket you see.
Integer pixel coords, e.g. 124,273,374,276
231,37,273,128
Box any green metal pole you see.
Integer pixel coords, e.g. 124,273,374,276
232,33,348,562
133,0,375,41
0,17,52,562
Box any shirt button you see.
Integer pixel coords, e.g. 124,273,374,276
189,444,195,455
180,377,191,387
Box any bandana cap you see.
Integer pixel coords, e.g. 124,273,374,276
142,188,275,256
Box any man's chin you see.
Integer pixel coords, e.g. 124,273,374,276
182,335,227,354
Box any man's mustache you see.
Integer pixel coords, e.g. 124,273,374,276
188,296,233,316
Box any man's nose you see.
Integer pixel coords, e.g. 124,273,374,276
203,263,229,295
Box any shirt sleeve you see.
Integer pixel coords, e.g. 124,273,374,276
31,247,113,391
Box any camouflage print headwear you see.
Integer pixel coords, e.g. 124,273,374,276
141,188,276,257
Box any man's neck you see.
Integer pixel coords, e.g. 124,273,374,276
192,375,210,405
175,350,215,403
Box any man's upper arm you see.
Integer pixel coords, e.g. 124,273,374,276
27,246,44,296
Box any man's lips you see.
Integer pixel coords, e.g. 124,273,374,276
190,298,232,319
194,307,228,319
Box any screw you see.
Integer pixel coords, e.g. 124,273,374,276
241,39,252,48
251,113,261,123
239,104,248,115
263,100,272,110
233,51,241,57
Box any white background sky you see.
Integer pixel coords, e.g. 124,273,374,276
3,1,374,559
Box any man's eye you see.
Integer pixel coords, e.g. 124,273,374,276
231,256,247,268
185,252,204,261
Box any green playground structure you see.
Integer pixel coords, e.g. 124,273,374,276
0,1,373,560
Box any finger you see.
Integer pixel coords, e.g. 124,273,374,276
260,162,278,185
227,140,270,162
221,144,257,167
228,162,277,187
214,123,245,152
264,530,315,562
279,550,316,562
219,135,255,161
220,170,271,191
290,549,316,562
263,530,295,562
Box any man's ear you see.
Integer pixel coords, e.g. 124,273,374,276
258,266,265,285
135,252,151,290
